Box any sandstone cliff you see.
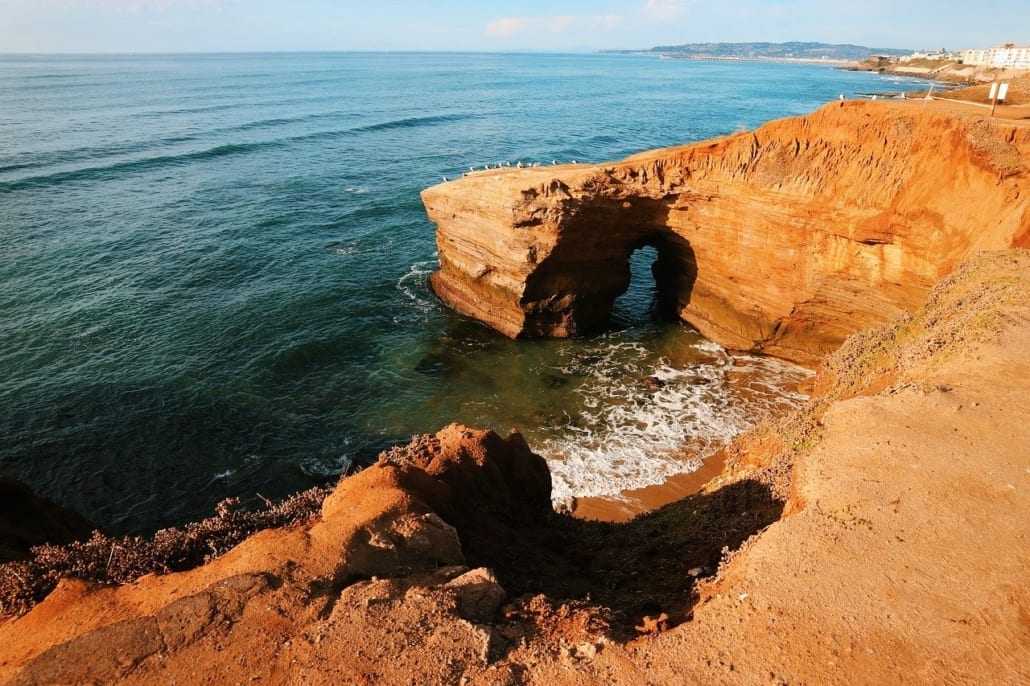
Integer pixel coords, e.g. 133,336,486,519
0,250,1027,685
423,101,1029,363
2,105,1029,684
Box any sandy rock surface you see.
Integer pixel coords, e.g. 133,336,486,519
2,97,1029,685
423,101,1029,364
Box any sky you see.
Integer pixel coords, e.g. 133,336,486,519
0,0,1025,54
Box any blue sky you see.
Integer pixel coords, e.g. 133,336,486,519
0,0,1025,54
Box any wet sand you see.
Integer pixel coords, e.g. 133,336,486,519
571,448,728,522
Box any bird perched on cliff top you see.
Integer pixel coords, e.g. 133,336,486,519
516,161,523,168
551,160,557,165
442,176,448,182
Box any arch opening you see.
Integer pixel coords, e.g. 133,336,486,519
609,237,682,331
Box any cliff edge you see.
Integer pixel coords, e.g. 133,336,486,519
1,102,1029,684
423,101,1029,364
0,249,1027,685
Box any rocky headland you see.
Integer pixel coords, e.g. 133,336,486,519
1,102,1028,685
850,55,1029,88
423,101,1028,364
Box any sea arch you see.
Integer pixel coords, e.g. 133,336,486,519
422,103,1030,364
518,210,696,337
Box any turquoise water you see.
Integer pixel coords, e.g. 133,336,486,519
0,53,926,533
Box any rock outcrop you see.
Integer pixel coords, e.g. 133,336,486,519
0,425,552,685
1,251,1028,685
423,101,1029,363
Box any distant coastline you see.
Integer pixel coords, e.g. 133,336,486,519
602,51,854,67
602,40,910,64
661,54,853,67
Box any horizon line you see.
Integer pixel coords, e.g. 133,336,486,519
0,43,922,58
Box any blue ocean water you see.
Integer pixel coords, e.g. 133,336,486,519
0,53,927,533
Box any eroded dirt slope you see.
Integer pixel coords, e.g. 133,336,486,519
0,251,1028,685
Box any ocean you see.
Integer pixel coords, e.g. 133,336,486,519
0,52,927,533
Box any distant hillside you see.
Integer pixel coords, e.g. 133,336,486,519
608,42,910,60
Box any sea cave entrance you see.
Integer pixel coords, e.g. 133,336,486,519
608,237,685,331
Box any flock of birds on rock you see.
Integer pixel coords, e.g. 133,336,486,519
441,159,581,182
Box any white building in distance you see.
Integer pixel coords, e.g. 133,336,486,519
900,49,958,62
959,44,1030,69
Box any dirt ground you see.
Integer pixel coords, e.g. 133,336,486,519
515,250,1030,685
892,90,1030,120
1,263,1028,682
937,74,1030,106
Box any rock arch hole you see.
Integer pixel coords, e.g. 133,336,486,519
609,242,678,330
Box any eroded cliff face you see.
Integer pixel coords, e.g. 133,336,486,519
2,252,1027,685
423,101,1030,363
0,426,554,685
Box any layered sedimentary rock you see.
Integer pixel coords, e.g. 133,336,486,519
423,101,1029,363
0,425,551,685
2,252,1028,685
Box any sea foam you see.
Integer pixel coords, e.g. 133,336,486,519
541,339,811,508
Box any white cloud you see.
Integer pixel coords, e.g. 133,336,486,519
485,16,529,37
547,15,575,33
645,0,687,22
485,13,623,39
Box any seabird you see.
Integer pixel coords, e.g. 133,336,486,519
516,161,523,168
442,176,448,182
571,159,578,164
552,160,557,165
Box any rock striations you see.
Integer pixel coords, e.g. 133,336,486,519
2,104,1029,685
1,251,1028,685
423,101,1029,363
0,426,552,685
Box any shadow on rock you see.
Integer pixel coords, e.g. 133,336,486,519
382,425,783,642
463,478,781,641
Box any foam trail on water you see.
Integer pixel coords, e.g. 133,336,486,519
541,340,812,509
394,259,440,322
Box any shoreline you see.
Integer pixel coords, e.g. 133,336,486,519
1,94,1028,682
3,250,1026,684
570,447,728,522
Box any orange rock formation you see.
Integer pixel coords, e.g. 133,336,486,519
0,426,552,685
3,105,1029,685
423,101,1029,363
1,252,1028,683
